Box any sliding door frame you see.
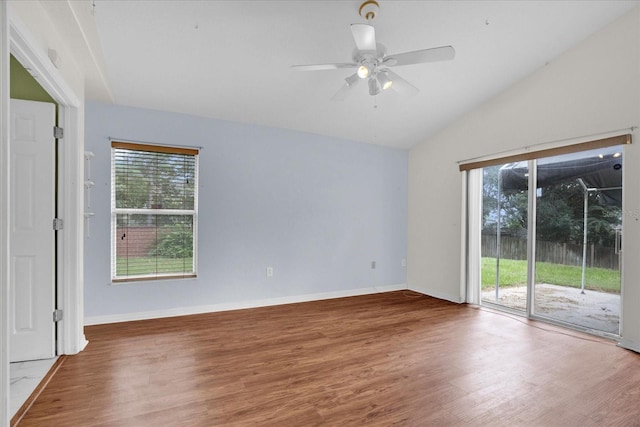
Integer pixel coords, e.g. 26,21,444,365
464,135,630,339
526,160,536,319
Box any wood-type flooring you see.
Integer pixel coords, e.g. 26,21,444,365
17,291,640,426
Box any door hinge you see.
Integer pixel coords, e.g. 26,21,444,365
53,218,64,230
53,309,63,322
53,126,64,139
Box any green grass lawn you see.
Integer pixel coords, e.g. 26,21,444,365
116,257,194,276
482,257,620,293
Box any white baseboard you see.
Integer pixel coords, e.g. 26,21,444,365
617,338,640,354
84,283,408,326
407,286,464,304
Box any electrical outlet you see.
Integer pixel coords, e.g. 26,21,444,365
401,258,406,268
266,267,274,277
371,261,376,269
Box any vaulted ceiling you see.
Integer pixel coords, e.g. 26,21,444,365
85,1,638,149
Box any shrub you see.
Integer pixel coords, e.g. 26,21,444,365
150,228,193,258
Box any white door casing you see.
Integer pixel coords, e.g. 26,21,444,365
3,10,87,427
9,98,55,362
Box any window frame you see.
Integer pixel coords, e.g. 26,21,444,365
459,134,630,171
110,141,199,283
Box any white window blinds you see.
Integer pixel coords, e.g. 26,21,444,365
111,142,198,282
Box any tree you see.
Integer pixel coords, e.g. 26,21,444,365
114,148,196,227
482,165,528,237
482,165,620,247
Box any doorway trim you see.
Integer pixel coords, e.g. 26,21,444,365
1,6,87,426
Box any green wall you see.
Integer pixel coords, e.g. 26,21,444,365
10,54,56,104
11,55,59,217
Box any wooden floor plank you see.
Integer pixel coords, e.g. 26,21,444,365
17,291,640,426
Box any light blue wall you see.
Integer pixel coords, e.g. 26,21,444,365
84,101,408,319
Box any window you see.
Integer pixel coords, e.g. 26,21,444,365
111,142,198,282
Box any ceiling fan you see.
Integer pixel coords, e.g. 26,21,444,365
291,0,455,100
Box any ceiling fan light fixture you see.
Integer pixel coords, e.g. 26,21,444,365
377,71,393,90
292,1,456,100
357,63,372,78
368,78,380,95
345,73,360,87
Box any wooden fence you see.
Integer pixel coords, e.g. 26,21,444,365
481,235,619,270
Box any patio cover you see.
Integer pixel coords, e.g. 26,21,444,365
499,146,623,206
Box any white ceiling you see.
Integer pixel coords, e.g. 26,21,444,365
88,0,639,149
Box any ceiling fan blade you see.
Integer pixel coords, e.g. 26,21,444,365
350,23,377,52
331,78,360,101
291,63,357,71
384,70,419,96
386,46,455,67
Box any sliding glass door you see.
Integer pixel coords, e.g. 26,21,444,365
531,148,622,334
473,143,624,336
481,164,528,312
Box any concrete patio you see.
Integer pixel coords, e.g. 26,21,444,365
482,283,620,334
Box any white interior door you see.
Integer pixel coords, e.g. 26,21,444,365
9,99,56,362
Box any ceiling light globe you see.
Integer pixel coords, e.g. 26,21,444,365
345,73,360,87
368,78,380,95
357,64,370,79
377,71,393,90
